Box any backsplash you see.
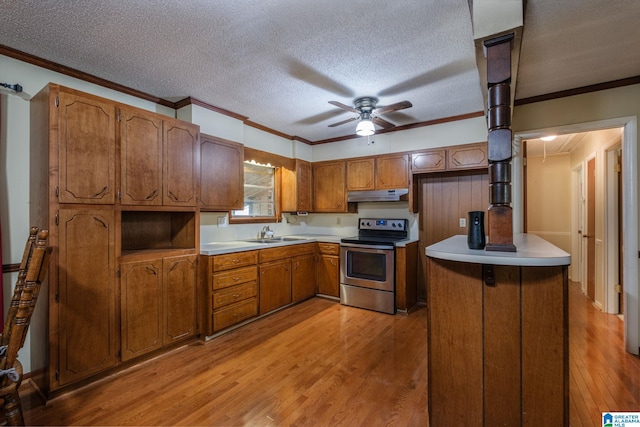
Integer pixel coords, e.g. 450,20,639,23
200,202,418,243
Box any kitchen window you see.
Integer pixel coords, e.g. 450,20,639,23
230,161,279,223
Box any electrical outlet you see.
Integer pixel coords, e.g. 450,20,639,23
217,216,228,227
459,218,466,227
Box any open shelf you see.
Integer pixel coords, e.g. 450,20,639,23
121,211,196,256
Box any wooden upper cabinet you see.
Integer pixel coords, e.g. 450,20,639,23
163,119,200,207
57,89,116,204
411,143,488,174
346,154,409,191
200,135,244,211
375,154,410,189
346,158,375,191
281,159,312,212
312,160,348,212
119,107,163,206
447,143,488,170
411,149,446,173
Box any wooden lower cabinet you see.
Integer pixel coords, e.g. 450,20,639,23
259,259,292,315
120,259,163,362
292,253,316,302
203,244,319,335
56,208,117,387
427,258,568,426
316,243,340,297
121,255,197,362
204,251,259,335
163,255,198,344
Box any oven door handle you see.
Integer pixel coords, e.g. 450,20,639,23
340,242,394,250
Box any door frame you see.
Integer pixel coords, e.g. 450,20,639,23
585,153,597,302
571,163,583,286
514,116,638,355
605,144,622,314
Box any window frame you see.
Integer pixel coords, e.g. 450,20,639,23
229,162,282,225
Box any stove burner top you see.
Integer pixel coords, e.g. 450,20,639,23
340,236,406,246
340,218,409,247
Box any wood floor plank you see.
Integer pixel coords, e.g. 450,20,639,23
20,281,639,426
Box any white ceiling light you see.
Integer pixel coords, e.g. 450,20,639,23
356,119,375,136
541,135,557,141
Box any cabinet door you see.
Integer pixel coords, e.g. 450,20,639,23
447,143,488,170
120,259,163,362
200,135,244,210
259,260,292,314
313,160,347,212
346,158,375,191
57,90,116,204
296,160,313,211
163,119,199,206
57,209,117,386
317,254,339,297
163,255,197,345
281,159,312,212
292,254,316,303
375,154,409,189
411,149,446,173
119,107,163,205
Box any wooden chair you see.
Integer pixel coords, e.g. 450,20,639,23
0,227,51,426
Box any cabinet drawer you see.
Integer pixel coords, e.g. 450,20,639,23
317,242,339,255
212,266,258,290
259,243,315,263
213,251,258,271
213,298,258,332
213,282,258,309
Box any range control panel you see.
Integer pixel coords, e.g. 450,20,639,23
358,218,407,232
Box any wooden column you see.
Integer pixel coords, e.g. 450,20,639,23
485,34,516,252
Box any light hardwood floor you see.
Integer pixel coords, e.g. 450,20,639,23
19,281,639,426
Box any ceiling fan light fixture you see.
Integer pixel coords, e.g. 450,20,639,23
356,119,375,136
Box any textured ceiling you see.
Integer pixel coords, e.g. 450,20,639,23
1,0,639,143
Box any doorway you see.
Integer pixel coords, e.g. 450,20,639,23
517,121,637,354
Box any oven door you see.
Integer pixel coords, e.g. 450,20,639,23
340,243,394,292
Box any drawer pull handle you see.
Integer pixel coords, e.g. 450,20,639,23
232,259,240,264
233,294,240,299
233,276,241,281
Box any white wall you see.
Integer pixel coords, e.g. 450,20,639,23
526,153,572,253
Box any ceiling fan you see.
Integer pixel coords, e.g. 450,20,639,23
327,96,412,136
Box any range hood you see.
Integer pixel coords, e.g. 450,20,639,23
347,188,409,202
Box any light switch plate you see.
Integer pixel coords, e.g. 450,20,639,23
459,218,466,227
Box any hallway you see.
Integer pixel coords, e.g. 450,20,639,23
569,281,640,425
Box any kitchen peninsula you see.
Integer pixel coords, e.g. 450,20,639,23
426,234,570,426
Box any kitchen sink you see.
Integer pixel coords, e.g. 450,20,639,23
243,236,307,244
243,238,282,244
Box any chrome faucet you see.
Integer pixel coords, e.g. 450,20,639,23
260,225,274,239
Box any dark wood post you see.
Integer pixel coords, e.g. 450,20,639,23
485,33,517,252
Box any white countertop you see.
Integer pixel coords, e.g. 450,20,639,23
200,234,343,256
425,234,571,267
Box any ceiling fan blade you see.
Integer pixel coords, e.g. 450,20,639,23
328,100,358,113
374,101,412,116
372,117,395,130
328,116,358,128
